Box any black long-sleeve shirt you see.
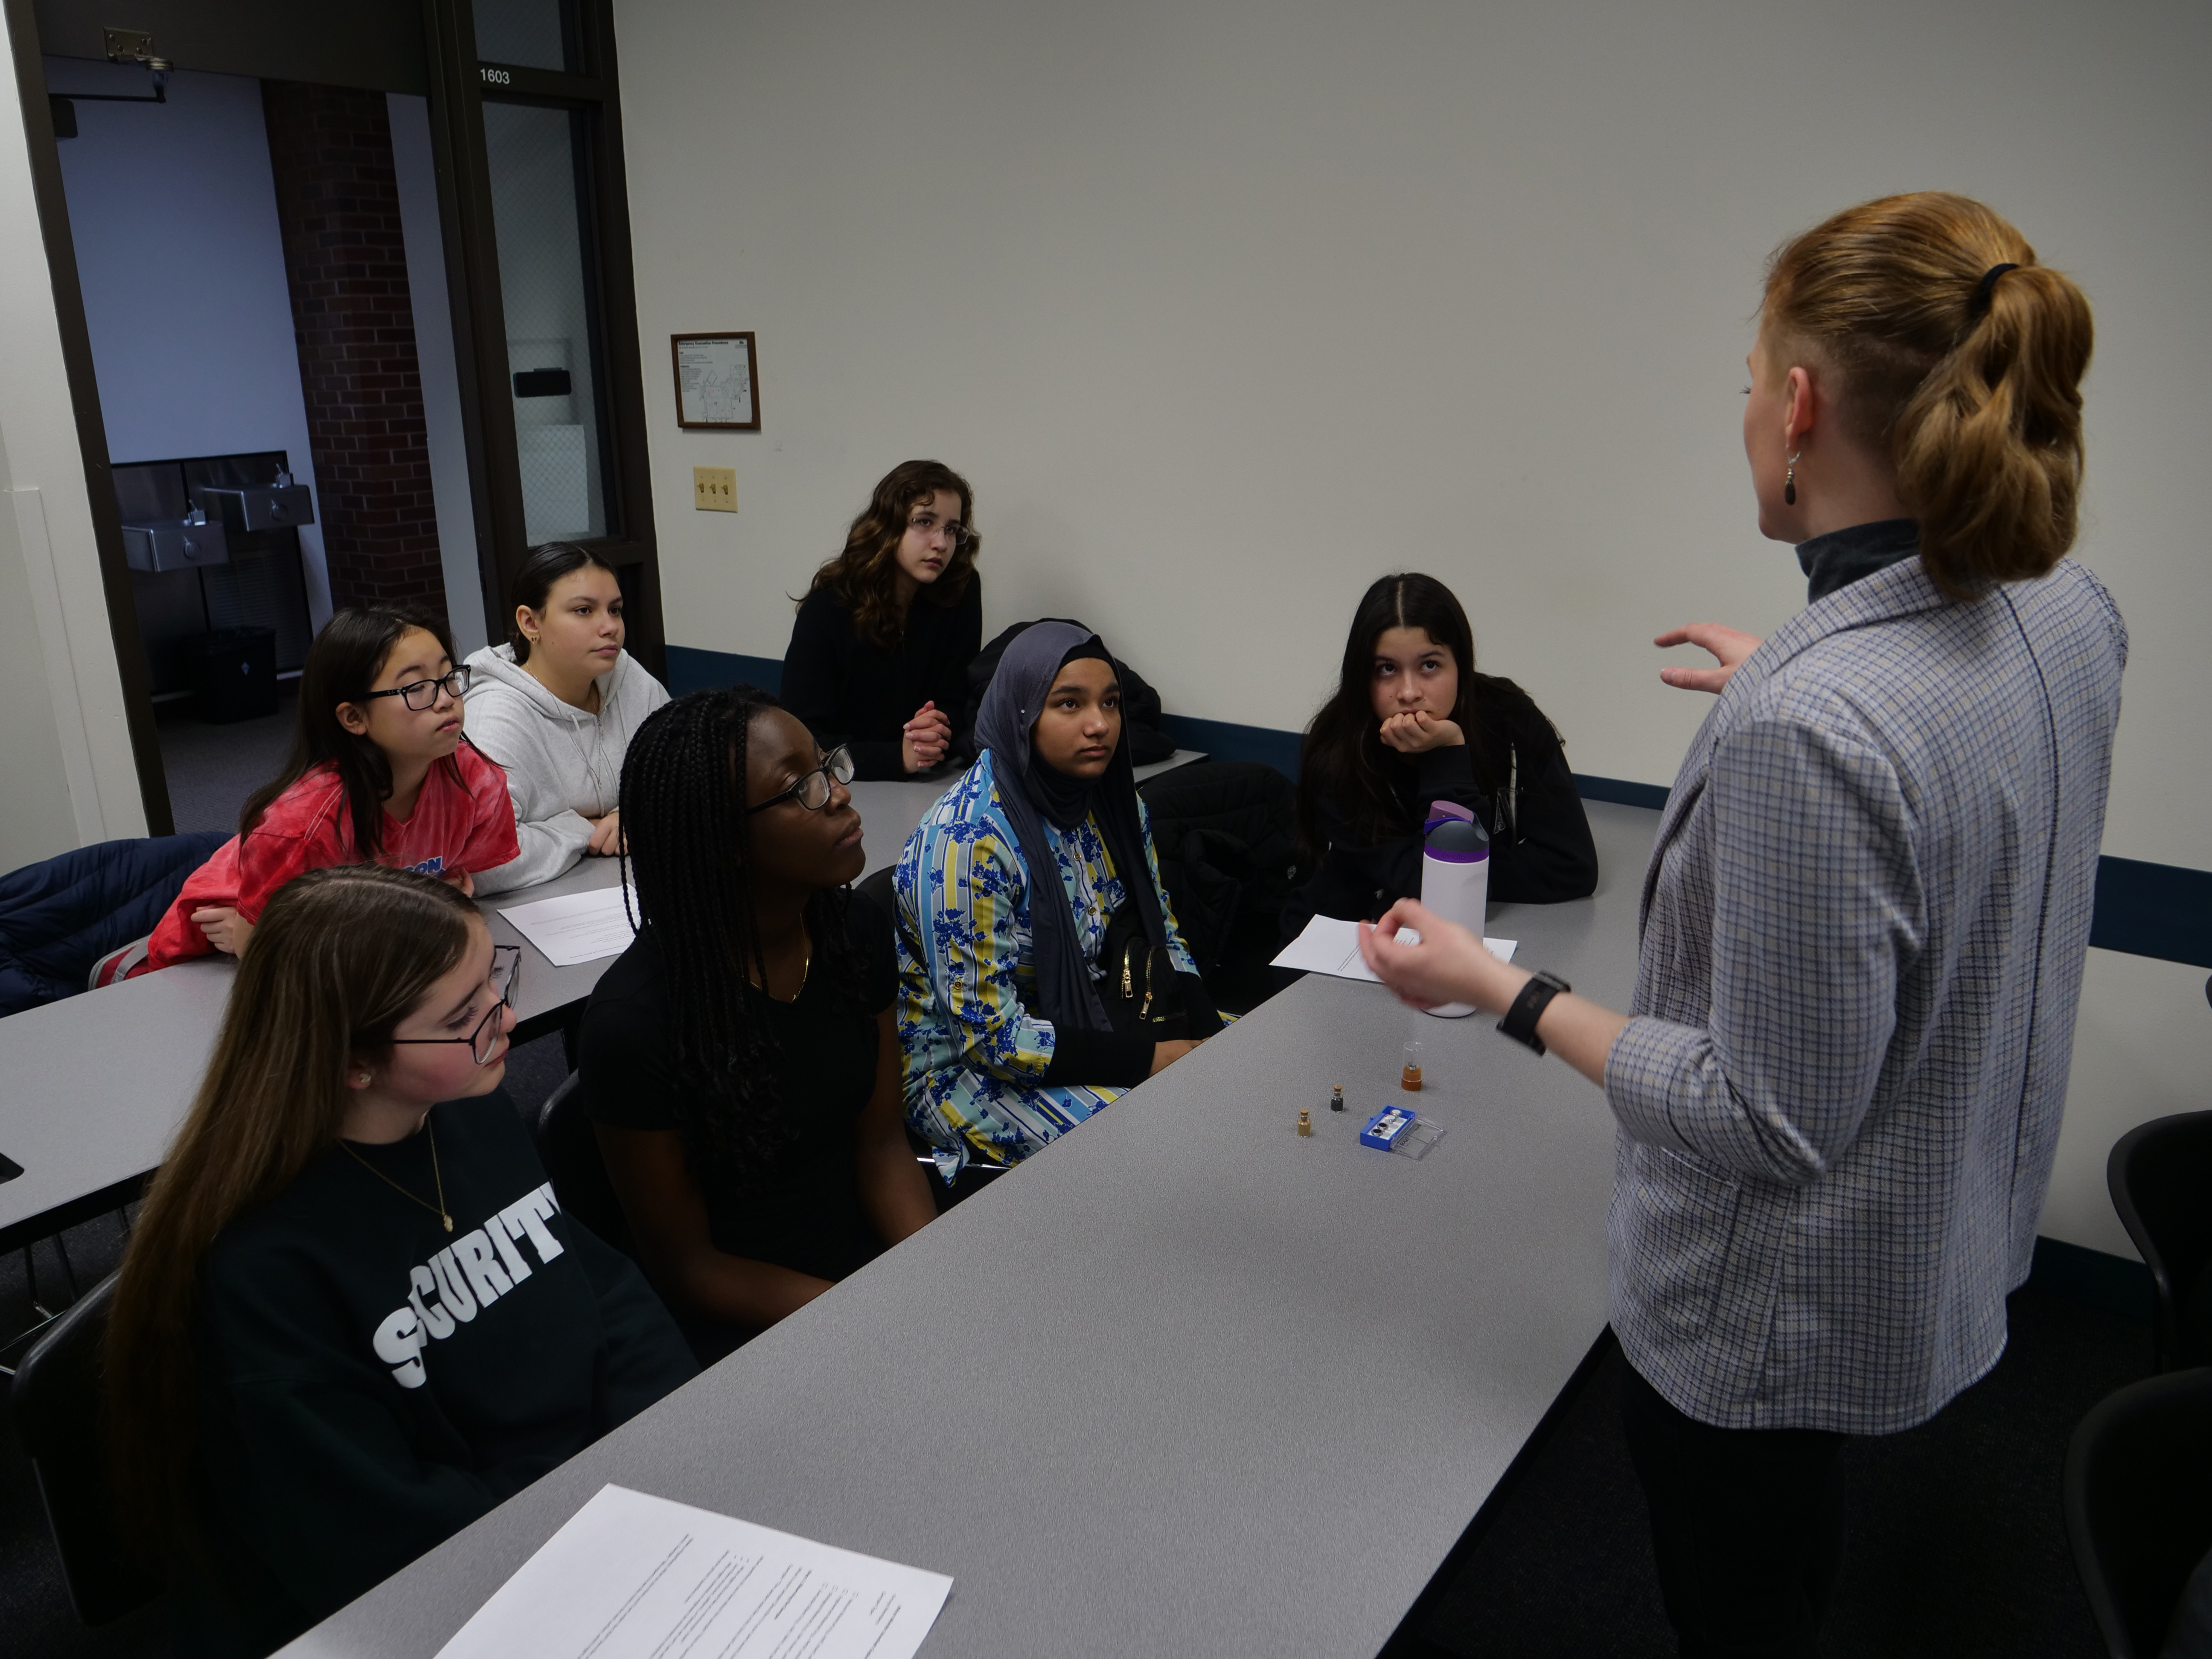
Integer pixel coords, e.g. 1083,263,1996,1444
182,1091,695,1657
781,580,984,781
1284,678,1598,938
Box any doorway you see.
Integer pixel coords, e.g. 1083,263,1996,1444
11,0,662,837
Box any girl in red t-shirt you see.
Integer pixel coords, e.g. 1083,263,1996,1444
131,608,521,977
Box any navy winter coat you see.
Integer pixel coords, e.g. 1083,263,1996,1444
0,832,228,1015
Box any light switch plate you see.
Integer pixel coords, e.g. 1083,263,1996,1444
693,466,736,512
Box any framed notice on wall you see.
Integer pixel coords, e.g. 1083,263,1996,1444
671,333,761,430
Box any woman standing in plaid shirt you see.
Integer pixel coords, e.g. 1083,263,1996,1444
1363,193,2125,1657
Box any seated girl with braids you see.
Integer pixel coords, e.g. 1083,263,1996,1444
105,866,694,1658
896,623,1223,1175
579,688,937,1355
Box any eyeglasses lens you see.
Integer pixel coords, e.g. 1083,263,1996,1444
402,668,471,711
474,948,519,1062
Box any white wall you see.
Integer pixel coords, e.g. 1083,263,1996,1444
0,424,90,870
0,23,145,852
613,0,2212,1256
45,60,335,626
617,0,2210,874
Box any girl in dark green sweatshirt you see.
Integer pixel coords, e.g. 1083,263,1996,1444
105,864,695,1658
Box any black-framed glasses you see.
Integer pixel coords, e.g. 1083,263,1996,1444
392,946,519,1065
746,745,855,814
361,666,473,711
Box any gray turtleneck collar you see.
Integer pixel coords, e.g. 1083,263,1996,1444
1796,518,1920,603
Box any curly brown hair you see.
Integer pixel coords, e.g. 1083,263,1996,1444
1763,192,2093,600
800,459,978,649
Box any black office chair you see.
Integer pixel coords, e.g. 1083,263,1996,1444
534,1072,637,1259
2066,1367,2212,1659
2107,1110,2212,1371
9,1272,162,1626
856,863,896,920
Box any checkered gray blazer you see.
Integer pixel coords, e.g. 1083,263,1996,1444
1605,554,2127,1434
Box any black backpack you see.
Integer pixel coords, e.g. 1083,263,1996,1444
957,618,1178,767
1137,761,1302,1016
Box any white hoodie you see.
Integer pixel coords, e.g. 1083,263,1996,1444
464,643,670,894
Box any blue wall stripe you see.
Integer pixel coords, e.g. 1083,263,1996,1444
658,643,2209,968
2089,856,2212,969
1156,713,1304,776
1571,773,1671,811
666,645,781,697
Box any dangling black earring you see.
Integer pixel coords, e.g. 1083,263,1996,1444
1784,450,1801,507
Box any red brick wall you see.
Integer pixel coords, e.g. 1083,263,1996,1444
262,82,448,628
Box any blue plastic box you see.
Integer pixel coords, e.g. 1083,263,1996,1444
1361,1105,1417,1151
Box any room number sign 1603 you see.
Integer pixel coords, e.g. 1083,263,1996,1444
480,66,512,85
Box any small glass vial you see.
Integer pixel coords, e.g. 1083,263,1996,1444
1400,1039,1424,1093
1330,1084,1346,1113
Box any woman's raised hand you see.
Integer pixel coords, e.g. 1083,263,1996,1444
1654,623,1763,693
1377,709,1464,754
902,700,953,774
1357,899,1525,1016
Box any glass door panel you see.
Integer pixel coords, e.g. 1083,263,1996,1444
472,0,581,72
480,100,613,546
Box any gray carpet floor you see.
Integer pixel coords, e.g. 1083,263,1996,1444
154,688,298,836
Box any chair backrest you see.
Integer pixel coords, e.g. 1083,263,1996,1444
534,1071,637,1257
8,1273,162,1626
2065,1366,2212,1659
1138,760,1301,1010
856,864,897,926
2107,1111,2212,1370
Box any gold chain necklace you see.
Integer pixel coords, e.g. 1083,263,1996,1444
341,1121,454,1232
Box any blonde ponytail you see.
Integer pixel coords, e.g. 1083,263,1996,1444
1764,192,2094,598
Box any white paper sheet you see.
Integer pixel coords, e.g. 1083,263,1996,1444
498,883,639,967
1271,913,1516,983
436,1484,953,1659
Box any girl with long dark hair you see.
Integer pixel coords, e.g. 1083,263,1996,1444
580,687,935,1353
897,623,1221,1171
106,865,693,1656
129,607,518,976
1359,193,2123,1654
465,542,669,893
781,459,984,780
1285,572,1596,939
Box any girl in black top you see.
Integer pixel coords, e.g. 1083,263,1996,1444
782,459,984,780
105,865,693,1659
581,687,936,1356
1286,572,1598,938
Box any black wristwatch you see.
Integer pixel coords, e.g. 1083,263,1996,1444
1498,970,1572,1056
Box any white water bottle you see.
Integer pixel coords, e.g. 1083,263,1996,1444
1418,802,1489,1019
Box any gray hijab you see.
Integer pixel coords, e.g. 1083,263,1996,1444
973,622,1167,1035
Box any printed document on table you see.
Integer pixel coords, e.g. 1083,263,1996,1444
1271,913,1516,983
498,883,638,967
435,1484,953,1659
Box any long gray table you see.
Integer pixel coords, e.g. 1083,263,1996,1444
0,753,1208,1258
281,800,1660,1659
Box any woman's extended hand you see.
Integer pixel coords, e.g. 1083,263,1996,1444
1654,623,1763,693
902,700,952,774
1357,899,1525,1016
1360,898,1629,1088
585,810,625,856
1378,710,1465,754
